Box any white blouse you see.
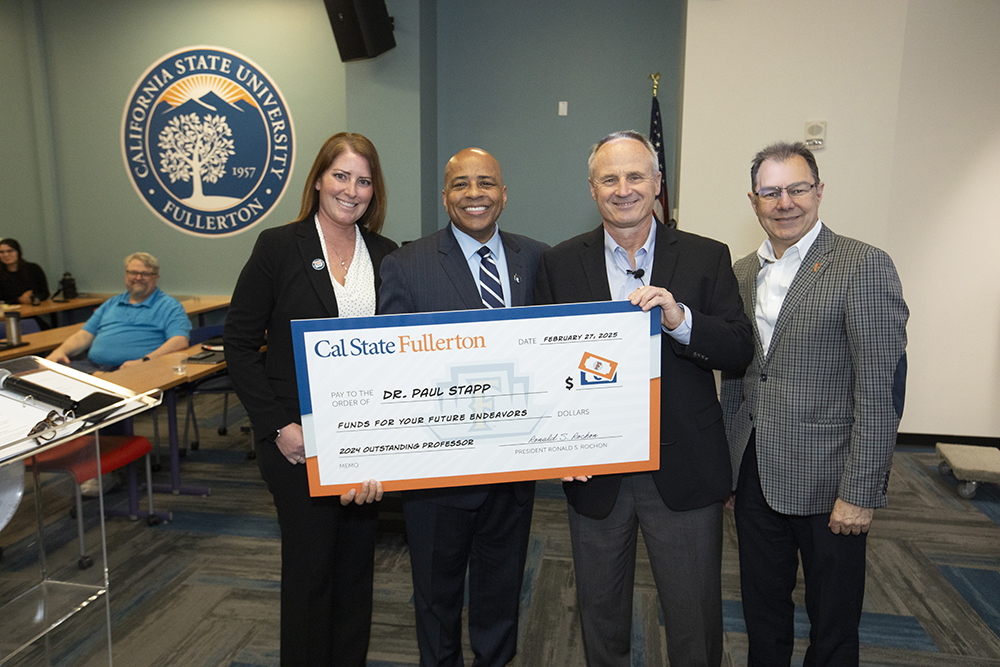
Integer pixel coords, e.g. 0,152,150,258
314,215,376,318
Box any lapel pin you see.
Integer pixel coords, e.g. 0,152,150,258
312,258,326,270
514,274,521,283
814,262,819,272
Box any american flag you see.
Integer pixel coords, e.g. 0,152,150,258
649,96,673,227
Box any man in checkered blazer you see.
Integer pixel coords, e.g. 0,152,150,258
721,142,908,667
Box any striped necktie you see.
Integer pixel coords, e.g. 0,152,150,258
477,246,505,309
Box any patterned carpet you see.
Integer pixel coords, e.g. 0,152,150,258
2,396,999,666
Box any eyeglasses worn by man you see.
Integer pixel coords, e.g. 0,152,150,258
47,251,191,373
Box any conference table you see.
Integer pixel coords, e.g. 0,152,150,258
15,293,113,327
0,295,232,363
0,323,86,363
179,295,231,327
96,345,228,497
2,296,234,496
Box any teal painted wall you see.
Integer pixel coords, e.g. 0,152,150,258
345,0,431,246
1,0,685,295
2,0,348,297
435,0,686,246
419,0,439,238
0,2,47,269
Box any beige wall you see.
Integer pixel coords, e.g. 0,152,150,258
680,0,1000,437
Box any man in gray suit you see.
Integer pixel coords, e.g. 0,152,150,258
721,142,908,667
379,147,547,667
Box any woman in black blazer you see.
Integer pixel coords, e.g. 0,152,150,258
225,133,397,667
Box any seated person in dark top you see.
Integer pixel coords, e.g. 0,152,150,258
0,238,50,305
47,252,190,373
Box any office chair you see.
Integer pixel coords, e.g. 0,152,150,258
0,317,42,338
182,324,246,455
26,434,167,569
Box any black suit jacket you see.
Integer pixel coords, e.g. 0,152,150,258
379,225,548,508
226,219,398,437
534,222,753,517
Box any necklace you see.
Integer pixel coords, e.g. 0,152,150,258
325,226,355,271
314,215,357,285
330,241,351,270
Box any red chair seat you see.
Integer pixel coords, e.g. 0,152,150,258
25,433,161,570
27,435,152,483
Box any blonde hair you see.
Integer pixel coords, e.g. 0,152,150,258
124,252,159,273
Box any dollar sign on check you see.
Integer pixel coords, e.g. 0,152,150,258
565,376,574,390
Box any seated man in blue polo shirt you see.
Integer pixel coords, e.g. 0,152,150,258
48,252,191,372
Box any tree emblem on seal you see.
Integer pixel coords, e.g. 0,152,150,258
122,46,294,237
158,113,236,206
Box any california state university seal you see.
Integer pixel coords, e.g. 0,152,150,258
122,46,294,237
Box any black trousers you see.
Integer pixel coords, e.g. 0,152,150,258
735,432,868,667
256,438,378,667
403,484,533,667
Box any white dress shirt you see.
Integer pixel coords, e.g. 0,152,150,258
755,220,823,354
603,220,691,345
450,223,512,308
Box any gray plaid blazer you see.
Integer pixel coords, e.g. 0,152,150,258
720,224,908,515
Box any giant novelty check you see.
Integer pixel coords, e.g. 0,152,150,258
291,301,661,496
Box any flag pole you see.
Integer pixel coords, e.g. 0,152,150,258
648,72,673,227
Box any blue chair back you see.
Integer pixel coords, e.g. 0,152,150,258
0,317,42,339
189,323,224,346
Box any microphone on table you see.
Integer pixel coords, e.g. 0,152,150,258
0,368,78,413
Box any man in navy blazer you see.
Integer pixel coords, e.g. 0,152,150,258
722,142,908,666
534,131,753,667
379,148,547,667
